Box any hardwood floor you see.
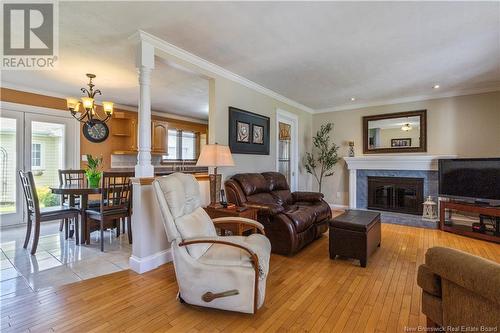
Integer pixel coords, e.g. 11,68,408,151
2,223,499,333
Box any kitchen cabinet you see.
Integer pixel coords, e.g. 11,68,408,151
111,112,138,154
151,120,168,154
109,112,207,156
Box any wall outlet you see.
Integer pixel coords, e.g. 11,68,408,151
81,155,88,162
336,192,341,199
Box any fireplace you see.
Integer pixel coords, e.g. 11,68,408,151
368,176,424,215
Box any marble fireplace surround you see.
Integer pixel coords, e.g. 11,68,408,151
344,155,456,210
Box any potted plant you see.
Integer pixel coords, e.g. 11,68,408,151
85,154,103,188
304,123,339,193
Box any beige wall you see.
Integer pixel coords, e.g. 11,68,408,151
211,77,313,191
378,126,420,148
312,91,500,206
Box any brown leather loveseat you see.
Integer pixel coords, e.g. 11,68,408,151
225,172,331,255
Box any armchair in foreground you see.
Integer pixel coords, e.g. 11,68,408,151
153,173,271,314
417,247,500,329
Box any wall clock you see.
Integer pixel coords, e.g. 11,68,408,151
83,120,109,143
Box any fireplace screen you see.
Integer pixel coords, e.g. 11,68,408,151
367,176,424,215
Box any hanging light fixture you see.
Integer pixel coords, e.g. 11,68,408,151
401,123,412,131
66,74,113,124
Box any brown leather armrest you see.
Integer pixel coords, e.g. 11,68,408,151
292,191,324,203
244,202,284,215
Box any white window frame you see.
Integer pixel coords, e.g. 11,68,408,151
162,129,198,161
31,142,43,169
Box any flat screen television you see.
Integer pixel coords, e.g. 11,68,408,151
438,158,500,205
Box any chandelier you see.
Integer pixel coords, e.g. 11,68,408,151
66,73,113,124
401,123,412,131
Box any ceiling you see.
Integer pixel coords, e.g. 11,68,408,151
369,116,421,130
2,2,499,116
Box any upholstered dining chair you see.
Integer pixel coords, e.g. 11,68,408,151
19,171,80,255
153,173,271,314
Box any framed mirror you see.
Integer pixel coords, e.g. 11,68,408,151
363,110,427,154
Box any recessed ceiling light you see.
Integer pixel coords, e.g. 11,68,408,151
350,97,356,101
433,84,440,89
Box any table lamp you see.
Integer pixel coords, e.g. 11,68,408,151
196,143,235,208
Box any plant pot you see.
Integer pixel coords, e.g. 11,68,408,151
87,173,101,188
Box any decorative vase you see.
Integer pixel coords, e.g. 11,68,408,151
348,141,355,157
87,173,101,188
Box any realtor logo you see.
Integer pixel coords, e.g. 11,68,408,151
2,2,58,69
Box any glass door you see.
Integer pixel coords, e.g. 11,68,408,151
0,110,23,226
24,113,78,212
276,110,298,191
0,109,78,227
278,122,292,185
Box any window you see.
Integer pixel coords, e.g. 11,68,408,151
181,131,196,160
163,130,199,161
32,143,42,168
164,129,178,160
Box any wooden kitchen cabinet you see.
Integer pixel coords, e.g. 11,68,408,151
111,111,138,154
151,120,168,154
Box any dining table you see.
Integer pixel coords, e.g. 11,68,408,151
50,184,101,245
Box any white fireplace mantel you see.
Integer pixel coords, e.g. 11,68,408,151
344,155,456,208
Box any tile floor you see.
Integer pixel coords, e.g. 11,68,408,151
0,221,131,300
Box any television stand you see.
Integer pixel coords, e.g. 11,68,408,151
439,200,500,244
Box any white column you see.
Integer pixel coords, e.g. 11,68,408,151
134,40,155,177
349,169,357,209
135,65,154,177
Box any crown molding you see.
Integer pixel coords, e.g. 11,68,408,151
131,30,315,114
315,86,500,114
1,81,207,123
2,81,70,100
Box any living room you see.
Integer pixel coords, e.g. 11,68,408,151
1,1,499,332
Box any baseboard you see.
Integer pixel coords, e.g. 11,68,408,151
329,203,349,210
129,249,172,274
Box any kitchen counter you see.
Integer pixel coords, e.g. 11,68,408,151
108,166,208,177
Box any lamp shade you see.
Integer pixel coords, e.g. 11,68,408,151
81,97,94,109
196,144,234,167
102,101,114,114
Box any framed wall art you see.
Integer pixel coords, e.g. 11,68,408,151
391,138,412,147
252,125,264,144
229,107,270,155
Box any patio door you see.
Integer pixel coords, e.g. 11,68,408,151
276,109,299,191
0,110,24,226
0,107,78,227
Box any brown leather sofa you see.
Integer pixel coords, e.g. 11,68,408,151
225,172,331,255
417,247,500,329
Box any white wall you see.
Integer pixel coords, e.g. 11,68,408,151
312,91,500,206
211,78,313,190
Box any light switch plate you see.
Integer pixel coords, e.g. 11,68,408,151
81,155,88,162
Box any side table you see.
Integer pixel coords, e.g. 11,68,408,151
204,206,259,236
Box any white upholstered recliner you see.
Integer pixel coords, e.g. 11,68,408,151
153,173,271,314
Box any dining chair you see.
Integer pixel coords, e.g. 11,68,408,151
19,171,80,255
58,169,85,234
120,185,133,244
85,172,132,251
